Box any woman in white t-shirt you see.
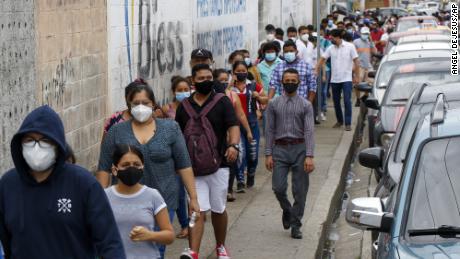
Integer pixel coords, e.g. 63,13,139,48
105,144,174,259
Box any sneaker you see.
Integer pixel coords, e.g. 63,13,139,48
246,175,255,188
320,112,326,121
333,122,343,128
345,125,352,131
216,244,231,259
355,99,361,107
227,192,236,202
180,248,198,259
236,182,245,193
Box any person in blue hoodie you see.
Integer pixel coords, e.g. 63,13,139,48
0,105,126,259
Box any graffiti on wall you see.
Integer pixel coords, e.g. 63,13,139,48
42,58,74,108
197,0,247,17
124,0,185,81
196,26,244,58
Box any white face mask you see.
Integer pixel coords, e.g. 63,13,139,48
289,37,297,42
131,104,153,123
266,34,275,41
300,34,310,42
22,142,56,172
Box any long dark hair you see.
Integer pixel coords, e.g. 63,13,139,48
112,144,144,166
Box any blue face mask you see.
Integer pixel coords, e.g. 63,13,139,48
175,92,190,102
284,52,296,63
244,57,252,67
265,53,277,62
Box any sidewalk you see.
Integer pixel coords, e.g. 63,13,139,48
167,106,358,259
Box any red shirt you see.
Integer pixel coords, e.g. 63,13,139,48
371,29,385,52
232,82,263,117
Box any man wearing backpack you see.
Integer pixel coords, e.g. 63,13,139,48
175,64,240,259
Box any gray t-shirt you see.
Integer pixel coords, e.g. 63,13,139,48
105,186,166,259
353,38,375,69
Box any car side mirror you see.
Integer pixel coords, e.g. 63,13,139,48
365,98,380,110
346,197,393,233
356,82,373,93
368,71,376,78
359,147,384,169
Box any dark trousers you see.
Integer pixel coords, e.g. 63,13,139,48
272,143,309,228
331,81,353,126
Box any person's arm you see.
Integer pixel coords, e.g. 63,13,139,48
233,92,253,141
315,57,326,76
268,65,282,99
96,126,117,188
351,46,360,85
307,65,317,103
129,208,174,245
171,122,200,216
265,102,275,172
225,126,240,163
252,84,269,105
86,182,126,258
304,102,315,173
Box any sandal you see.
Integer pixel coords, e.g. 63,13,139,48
176,228,189,239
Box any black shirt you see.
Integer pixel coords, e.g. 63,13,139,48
175,92,239,164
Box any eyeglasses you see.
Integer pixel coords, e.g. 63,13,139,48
22,138,54,149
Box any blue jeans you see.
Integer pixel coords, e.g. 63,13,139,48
156,209,175,259
321,71,331,112
239,121,260,178
176,176,189,229
331,82,353,126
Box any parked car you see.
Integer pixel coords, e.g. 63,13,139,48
395,16,438,32
363,61,457,150
360,45,453,147
366,7,409,18
347,99,460,259
384,29,450,54
396,34,451,46
417,1,441,15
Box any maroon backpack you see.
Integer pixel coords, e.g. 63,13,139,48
182,93,225,176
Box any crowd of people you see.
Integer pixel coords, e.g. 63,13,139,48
0,8,436,259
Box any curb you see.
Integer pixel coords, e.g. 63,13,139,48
294,109,361,259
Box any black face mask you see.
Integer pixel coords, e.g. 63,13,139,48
213,81,227,94
283,83,299,94
117,167,143,186
235,72,248,82
195,80,214,95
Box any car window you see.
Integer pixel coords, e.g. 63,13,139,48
397,19,437,32
384,73,460,106
395,101,460,162
406,136,460,242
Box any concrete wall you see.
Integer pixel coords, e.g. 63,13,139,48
0,0,37,174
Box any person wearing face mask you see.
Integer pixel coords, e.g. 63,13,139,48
214,68,253,202
258,42,283,98
0,105,125,258
231,61,268,192
239,49,263,87
259,24,284,51
175,64,240,259
160,76,192,240
315,29,360,131
346,23,360,40
353,27,377,107
275,27,284,41
287,27,309,63
106,144,174,258
268,40,317,104
97,84,200,259
298,25,316,67
370,22,384,54
265,68,315,240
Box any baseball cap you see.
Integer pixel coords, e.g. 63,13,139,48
360,27,370,34
191,48,213,60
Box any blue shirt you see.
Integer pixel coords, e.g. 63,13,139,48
320,37,332,72
257,58,283,95
269,58,317,98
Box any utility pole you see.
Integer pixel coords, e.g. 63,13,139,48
316,0,322,122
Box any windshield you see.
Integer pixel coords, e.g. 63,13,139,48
406,137,460,242
384,73,460,106
397,19,437,32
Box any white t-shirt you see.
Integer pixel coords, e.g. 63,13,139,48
322,41,359,83
296,39,315,67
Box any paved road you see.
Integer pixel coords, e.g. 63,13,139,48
167,106,358,259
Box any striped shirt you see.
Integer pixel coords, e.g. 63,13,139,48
265,94,315,157
269,59,317,98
